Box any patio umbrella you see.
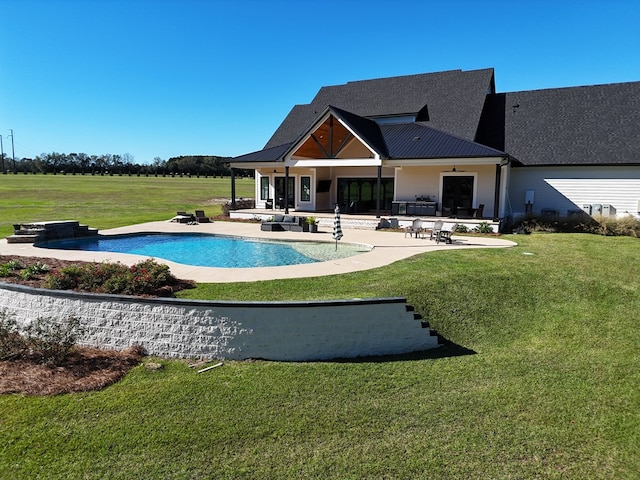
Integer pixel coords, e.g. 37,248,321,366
332,204,343,250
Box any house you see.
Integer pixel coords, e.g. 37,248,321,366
229,68,640,226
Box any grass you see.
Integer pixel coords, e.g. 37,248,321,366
0,173,254,237
1,176,639,478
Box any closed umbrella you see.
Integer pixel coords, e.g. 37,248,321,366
332,205,343,250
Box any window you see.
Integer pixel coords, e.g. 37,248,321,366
260,177,269,200
301,176,311,202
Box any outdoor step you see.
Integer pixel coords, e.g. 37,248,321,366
6,234,42,244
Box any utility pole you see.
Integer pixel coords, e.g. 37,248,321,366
8,129,15,171
0,135,4,173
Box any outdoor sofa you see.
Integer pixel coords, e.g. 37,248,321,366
260,214,308,232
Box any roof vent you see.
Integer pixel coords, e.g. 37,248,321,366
413,136,421,141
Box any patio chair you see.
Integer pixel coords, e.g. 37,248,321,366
429,220,444,241
173,211,196,223
195,210,210,223
436,223,458,244
473,204,484,218
404,218,423,238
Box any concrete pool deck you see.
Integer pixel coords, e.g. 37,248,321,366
1,220,517,283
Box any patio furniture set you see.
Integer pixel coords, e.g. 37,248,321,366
404,219,458,244
171,210,211,224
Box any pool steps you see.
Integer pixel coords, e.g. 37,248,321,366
7,220,99,244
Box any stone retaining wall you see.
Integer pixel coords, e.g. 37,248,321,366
0,283,439,361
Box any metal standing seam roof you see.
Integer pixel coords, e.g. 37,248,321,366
231,142,292,163
231,107,506,163
381,123,506,159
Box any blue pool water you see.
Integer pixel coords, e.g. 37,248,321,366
37,233,360,268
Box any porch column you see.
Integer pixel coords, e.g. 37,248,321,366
284,166,290,214
493,163,501,220
376,165,382,218
231,168,236,211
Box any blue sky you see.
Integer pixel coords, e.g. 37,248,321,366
1,0,638,163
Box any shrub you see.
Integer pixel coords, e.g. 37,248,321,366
511,214,640,237
20,262,50,280
24,316,85,365
473,222,494,234
0,311,83,365
44,264,84,290
0,260,24,278
44,259,186,296
593,215,640,237
0,311,27,360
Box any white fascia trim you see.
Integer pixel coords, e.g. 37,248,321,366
283,111,381,162
383,157,504,167
334,117,380,159
231,162,282,169
287,158,382,168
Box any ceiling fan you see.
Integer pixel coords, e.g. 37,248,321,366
442,165,465,172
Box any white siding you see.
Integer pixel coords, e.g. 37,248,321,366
508,166,640,217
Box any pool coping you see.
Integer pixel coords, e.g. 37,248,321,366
1,220,517,283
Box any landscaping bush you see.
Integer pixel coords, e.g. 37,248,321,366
0,312,26,360
19,262,50,280
0,260,24,278
511,213,640,237
0,311,83,365
593,214,640,237
23,316,85,366
44,258,189,296
473,221,494,234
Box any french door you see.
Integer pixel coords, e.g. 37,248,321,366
274,177,295,209
442,176,474,215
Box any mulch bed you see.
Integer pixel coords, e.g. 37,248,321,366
0,255,181,395
0,255,89,289
0,346,145,396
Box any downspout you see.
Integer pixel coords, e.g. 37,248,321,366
493,156,510,220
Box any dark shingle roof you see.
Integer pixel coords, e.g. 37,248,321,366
265,68,495,148
478,82,640,166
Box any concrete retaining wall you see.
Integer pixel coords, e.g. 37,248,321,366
0,283,439,361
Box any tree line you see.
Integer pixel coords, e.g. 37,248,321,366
0,153,252,177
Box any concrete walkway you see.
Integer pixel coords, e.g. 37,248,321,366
1,220,517,283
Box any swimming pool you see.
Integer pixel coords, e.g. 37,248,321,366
37,233,368,268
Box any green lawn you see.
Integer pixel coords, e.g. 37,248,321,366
1,175,639,479
0,173,254,237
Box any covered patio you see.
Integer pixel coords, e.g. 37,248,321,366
229,105,510,225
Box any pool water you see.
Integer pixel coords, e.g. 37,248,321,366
38,233,367,268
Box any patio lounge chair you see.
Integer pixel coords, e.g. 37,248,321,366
404,218,423,238
436,223,458,244
172,211,196,223
429,220,444,241
195,210,210,223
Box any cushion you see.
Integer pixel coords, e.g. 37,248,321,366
273,215,285,222
283,215,295,223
